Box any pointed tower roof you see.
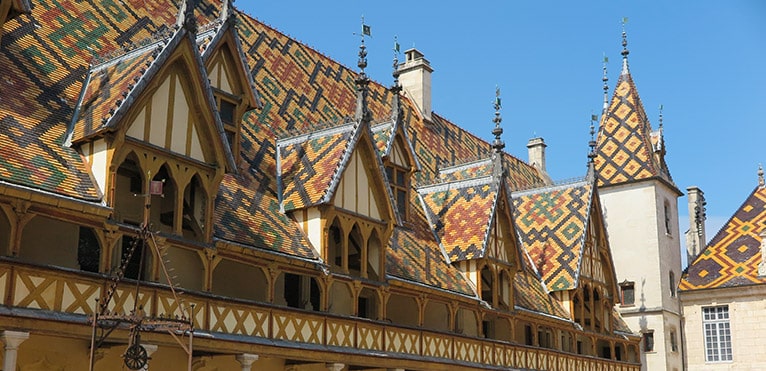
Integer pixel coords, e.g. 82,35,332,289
594,27,679,193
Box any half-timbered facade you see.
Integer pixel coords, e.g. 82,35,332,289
0,0,640,370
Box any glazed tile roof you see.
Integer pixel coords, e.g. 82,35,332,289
595,70,675,189
276,122,356,211
680,184,766,291
419,170,498,262
512,178,593,291
514,265,570,319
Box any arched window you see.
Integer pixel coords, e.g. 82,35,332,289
114,153,143,225
150,164,176,233
357,287,379,319
480,265,494,303
348,224,363,275
182,174,206,239
327,219,343,270
367,230,381,280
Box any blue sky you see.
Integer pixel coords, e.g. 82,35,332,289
240,2,766,265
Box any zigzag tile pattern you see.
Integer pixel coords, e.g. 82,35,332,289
386,215,474,295
70,44,159,142
420,181,496,262
371,121,393,157
278,124,354,210
680,185,766,290
512,182,591,291
437,158,493,184
595,73,667,187
514,267,569,319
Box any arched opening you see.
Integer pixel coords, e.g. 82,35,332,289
572,292,583,326
560,330,574,352
578,334,594,356
114,153,144,225
482,315,511,341
499,270,512,310
117,234,152,281
455,308,478,337
538,326,554,348
182,174,206,240
327,219,343,271
423,301,450,332
163,246,204,292
593,289,602,332
77,227,101,273
0,208,10,256
627,343,639,362
366,230,381,280
150,164,177,234
597,339,612,359
515,322,534,346
357,287,379,319
19,216,79,269
347,224,363,275
480,265,494,304
275,272,320,311
328,281,354,316
211,259,268,302
386,294,418,327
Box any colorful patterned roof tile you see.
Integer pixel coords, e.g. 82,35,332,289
371,121,394,157
512,179,593,291
386,209,475,296
514,266,570,319
680,184,766,291
277,122,356,211
436,157,494,184
595,71,675,190
419,176,498,262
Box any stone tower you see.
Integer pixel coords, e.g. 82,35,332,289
594,29,684,371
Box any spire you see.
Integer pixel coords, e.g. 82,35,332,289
492,87,505,179
602,54,609,113
759,164,764,188
588,114,597,167
390,36,403,121
620,17,630,75
354,16,371,122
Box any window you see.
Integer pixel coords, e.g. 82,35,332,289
670,329,678,352
664,200,672,235
385,165,408,219
643,331,654,352
77,227,100,273
620,281,635,306
669,271,676,297
480,265,493,303
703,306,732,362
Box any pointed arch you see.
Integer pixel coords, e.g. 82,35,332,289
0,206,10,256
367,229,382,280
150,163,178,233
114,152,144,225
348,223,363,275
327,218,343,270
480,264,494,304
182,173,206,239
328,281,354,316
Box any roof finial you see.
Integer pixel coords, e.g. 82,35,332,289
658,104,664,129
392,36,401,86
390,36,403,122
176,0,198,32
491,86,505,153
621,17,630,75
354,16,371,122
602,53,609,113
759,164,764,188
588,114,598,165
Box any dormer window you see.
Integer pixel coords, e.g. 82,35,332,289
215,94,241,164
386,164,409,219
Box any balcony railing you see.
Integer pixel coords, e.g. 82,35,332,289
0,260,639,371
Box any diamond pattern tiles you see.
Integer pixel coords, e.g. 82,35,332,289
277,123,355,211
386,211,475,296
514,267,569,319
419,177,497,262
595,73,672,188
680,185,766,291
69,42,160,142
512,180,592,291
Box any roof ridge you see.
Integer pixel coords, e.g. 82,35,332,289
90,27,176,68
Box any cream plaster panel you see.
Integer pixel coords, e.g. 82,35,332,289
126,106,146,140
189,123,204,161
306,207,322,256
149,77,171,146
334,150,381,220
210,62,221,88
170,79,189,155
219,61,233,93
91,138,108,196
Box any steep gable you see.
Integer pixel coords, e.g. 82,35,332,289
680,183,766,291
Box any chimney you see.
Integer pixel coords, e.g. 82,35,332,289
398,48,433,121
526,137,547,171
685,186,707,263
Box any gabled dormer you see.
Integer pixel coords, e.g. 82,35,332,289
276,116,396,278
67,22,235,242
512,174,619,334
372,118,419,221
197,2,261,168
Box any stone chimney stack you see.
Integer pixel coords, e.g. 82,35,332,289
526,137,547,172
398,48,432,121
685,186,707,263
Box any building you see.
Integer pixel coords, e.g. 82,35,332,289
679,169,766,370
0,0,642,370
593,30,685,371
